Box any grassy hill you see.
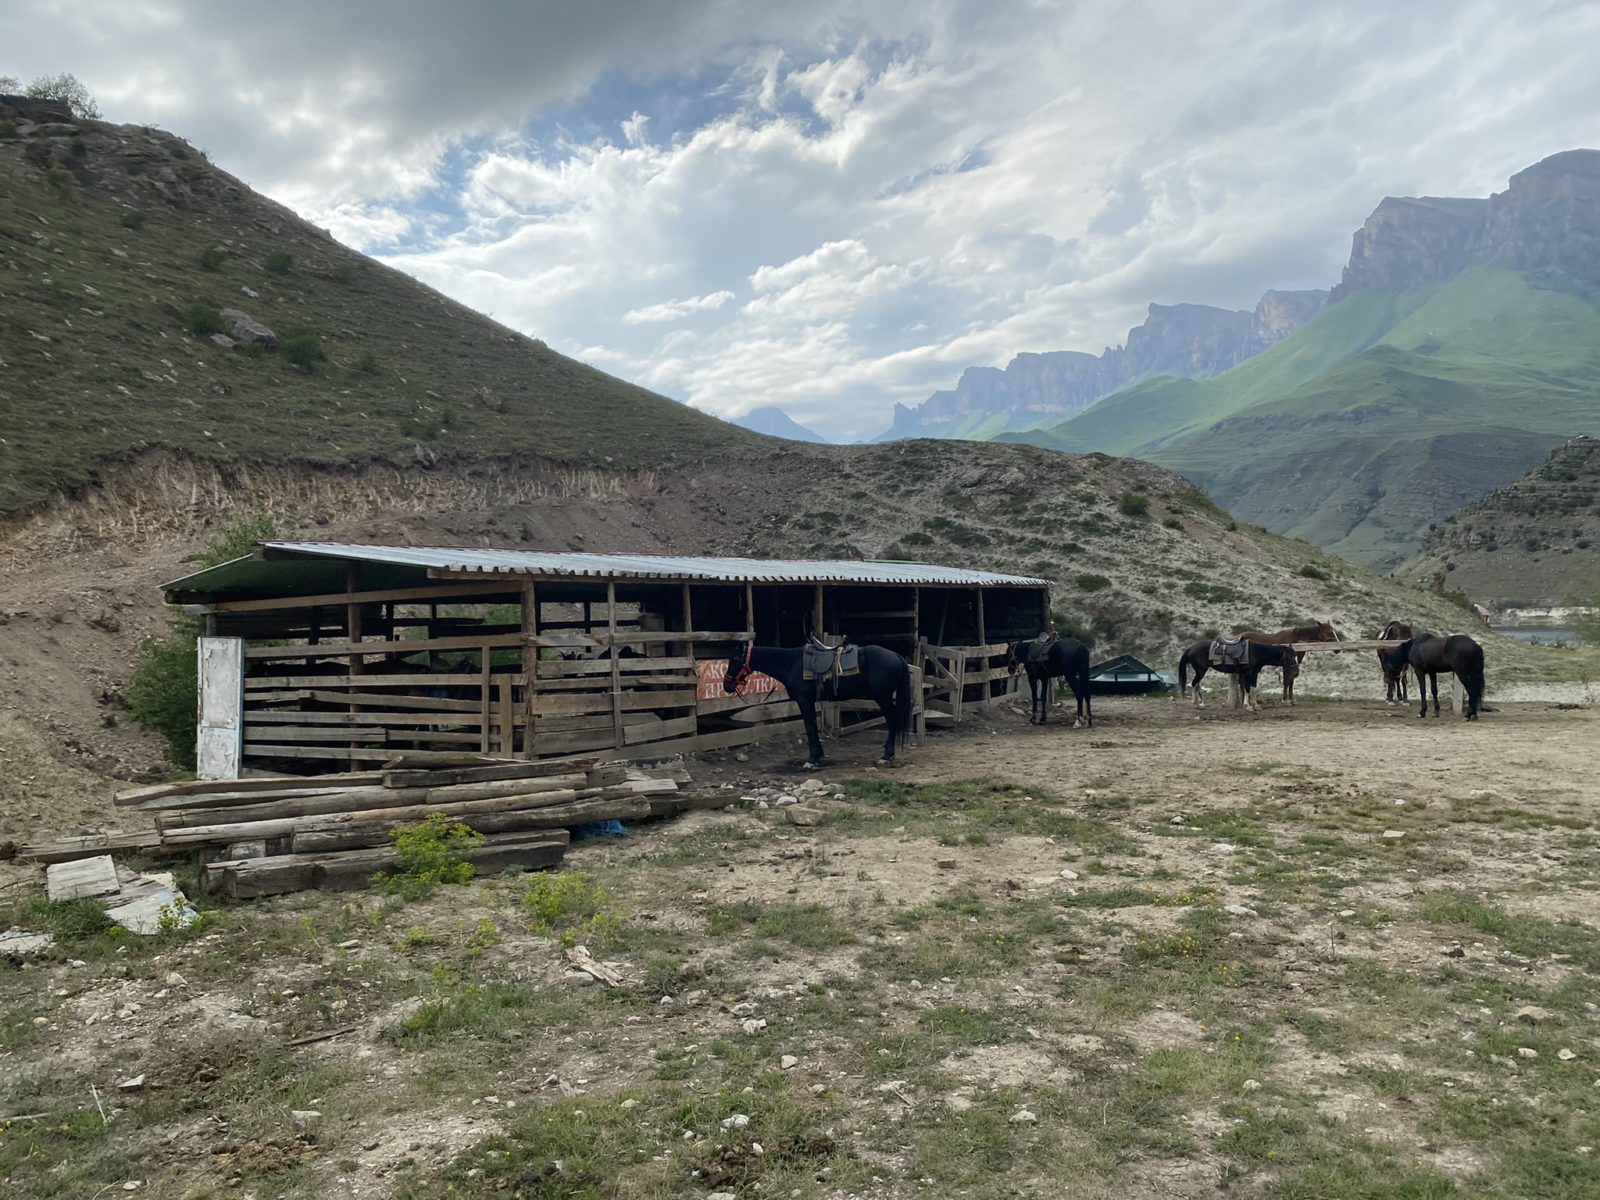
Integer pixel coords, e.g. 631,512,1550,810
1399,436,1600,609
1013,268,1600,565
0,115,766,515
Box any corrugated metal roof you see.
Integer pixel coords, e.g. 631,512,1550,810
167,542,1047,592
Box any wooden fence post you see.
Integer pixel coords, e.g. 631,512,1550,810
197,636,244,780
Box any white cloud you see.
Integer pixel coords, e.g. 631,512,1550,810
622,290,735,323
5,0,1599,441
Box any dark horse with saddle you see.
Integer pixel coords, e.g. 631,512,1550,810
1005,634,1092,727
1177,635,1302,712
722,639,913,769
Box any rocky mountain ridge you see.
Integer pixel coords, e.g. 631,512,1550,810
1399,435,1600,610
878,287,1327,440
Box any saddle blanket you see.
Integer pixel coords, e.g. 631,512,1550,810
803,638,861,682
1027,634,1058,665
1209,636,1251,667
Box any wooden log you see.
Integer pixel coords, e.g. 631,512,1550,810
18,828,165,864
382,759,597,789
156,775,591,829
206,831,569,899
115,771,383,807
161,780,676,845
290,795,654,852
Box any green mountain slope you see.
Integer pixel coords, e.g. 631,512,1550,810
1017,287,1427,456
1014,267,1600,565
0,114,765,516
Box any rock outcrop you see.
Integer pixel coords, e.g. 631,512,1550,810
1331,148,1600,301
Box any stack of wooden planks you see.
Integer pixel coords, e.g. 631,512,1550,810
20,756,718,900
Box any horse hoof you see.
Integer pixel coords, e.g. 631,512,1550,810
802,761,822,771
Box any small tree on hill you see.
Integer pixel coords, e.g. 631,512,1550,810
0,75,19,93
22,72,101,119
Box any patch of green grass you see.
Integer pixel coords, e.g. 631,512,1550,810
520,871,626,949
1418,889,1600,969
706,900,856,953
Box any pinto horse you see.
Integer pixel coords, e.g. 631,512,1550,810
1239,621,1339,704
722,643,913,768
1382,635,1485,719
1376,621,1418,704
1005,638,1092,727
1178,640,1300,712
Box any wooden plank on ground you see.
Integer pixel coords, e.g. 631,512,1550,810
45,855,120,900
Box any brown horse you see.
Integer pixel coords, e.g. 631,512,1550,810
1238,621,1339,704
1376,621,1418,704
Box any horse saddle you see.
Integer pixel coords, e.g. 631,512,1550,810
1209,636,1251,667
1027,633,1058,665
804,637,861,682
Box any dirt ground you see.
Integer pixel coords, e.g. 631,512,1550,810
4,696,1600,1200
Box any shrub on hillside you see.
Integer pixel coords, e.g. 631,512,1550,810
1297,564,1330,580
1118,491,1150,518
376,814,485,901
265,251,293,275
1074,573,1112,592
185,303,226,337
353,350,380,374
120,209,146,230
199,246,227,272
126,615,202,770
127,509,280,768
1162,517,1183,530
280,327,325,369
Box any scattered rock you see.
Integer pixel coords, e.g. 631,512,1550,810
1059,869,1080,881
1444,945,1466,958
740,1018,767,1035
118,1075,146,1092
1517,1047,1538,1060
1381,830,1405,840
936,859,958,871
720,1113,750,1129
291,1109,322,1131
785,806,825,827
1514,1005,1555,1023
207,333,236,350
1224,904,1257,917
780,1055,799,1070
1009,1109,1037,1125
1242,1079,1263,1092
1559,1048,1577,1061
219,307,277,349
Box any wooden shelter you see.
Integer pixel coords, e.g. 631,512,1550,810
164,543,1050,777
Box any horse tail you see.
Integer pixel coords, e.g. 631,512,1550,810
895,658,914,747
1178,652,1190,696
1461,643,1487,714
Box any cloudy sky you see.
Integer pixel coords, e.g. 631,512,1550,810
6,1,1599,440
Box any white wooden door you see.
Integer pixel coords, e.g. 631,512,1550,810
197,636,244,780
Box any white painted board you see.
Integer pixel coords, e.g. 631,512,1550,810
197,636,244,780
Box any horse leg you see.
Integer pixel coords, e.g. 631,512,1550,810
1193,667,1205,709
799,699,825,768
1038,674,1049,725
1431,672,1441,717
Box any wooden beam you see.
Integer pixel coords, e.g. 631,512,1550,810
521,577,538,760
245,632,524,660
202,581,516,615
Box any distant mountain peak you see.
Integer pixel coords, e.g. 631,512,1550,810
729,405,828,443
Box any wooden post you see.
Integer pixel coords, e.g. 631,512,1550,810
608,581,623,749
479,645,493,753
812,584,824,640
346,566,364,756
744,583,755,637
975,588,988,705
521,578,537,759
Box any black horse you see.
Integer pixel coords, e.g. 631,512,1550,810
1376,621,1420,704
1177,640,1300,712
1381,635,1485,719
722,644,913,768
1005,639,1092,727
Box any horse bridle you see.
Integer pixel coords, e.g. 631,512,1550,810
728,641,754,691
